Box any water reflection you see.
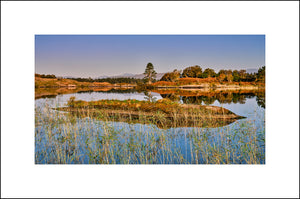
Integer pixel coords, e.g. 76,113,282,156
35,87,137,99
143,90,157,102
159,90,265,108
35,87,265,108
256,92,265,108
35,87,265,164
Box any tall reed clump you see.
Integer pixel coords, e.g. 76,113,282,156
35,98,265,164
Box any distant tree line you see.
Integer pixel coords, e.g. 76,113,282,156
35,73,56,78
35,64,265,84
76,88,137,94
161,65,265,83
68,77,144,84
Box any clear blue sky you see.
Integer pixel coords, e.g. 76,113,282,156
35,35,265,78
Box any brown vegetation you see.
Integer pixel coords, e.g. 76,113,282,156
54,98,246,128
152,77,264,89
35,77,136,88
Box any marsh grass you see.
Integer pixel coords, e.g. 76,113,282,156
55,98,244,129
35,98,265,164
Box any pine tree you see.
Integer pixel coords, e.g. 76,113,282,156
143,63,157,84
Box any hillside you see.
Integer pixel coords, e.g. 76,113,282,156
35,77,135,88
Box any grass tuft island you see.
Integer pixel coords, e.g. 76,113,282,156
54,97,246,129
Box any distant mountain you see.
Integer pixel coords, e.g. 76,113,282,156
96,72,166,80
95,75,110,79
122,73,136,77
131,73,165,80
62,76,78,79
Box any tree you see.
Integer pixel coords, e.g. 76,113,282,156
217,70,226,82
182,65,202,78
202,68,216,78
143,63,157,84
238,70,246,80
232,70,240,82
256,66,265,83
160,69,181,82
226,73,233,82
217,69,233,82
245,73,256,82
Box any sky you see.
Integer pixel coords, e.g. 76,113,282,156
35,35,265,78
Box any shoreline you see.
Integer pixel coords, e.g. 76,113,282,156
36,84,264,90
35,86,265,100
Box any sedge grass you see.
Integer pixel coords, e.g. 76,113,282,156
35,98,265,164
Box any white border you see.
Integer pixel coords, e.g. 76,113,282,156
1,1,299,198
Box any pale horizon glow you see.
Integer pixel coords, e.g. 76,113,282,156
35,35,265,78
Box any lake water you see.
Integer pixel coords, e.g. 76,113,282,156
35,88,265,164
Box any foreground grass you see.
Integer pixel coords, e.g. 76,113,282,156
35,98,265,164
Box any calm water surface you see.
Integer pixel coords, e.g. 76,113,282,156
35,89,265,164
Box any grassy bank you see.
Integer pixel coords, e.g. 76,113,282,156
35,77,136,88
35,76,264,90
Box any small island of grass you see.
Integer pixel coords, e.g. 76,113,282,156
54,97,246,129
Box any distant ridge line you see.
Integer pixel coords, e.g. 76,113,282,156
61,68,258,79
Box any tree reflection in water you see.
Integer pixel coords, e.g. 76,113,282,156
35,87,265,109
256,92,265,108
143,90,157,102
161,91,265,108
